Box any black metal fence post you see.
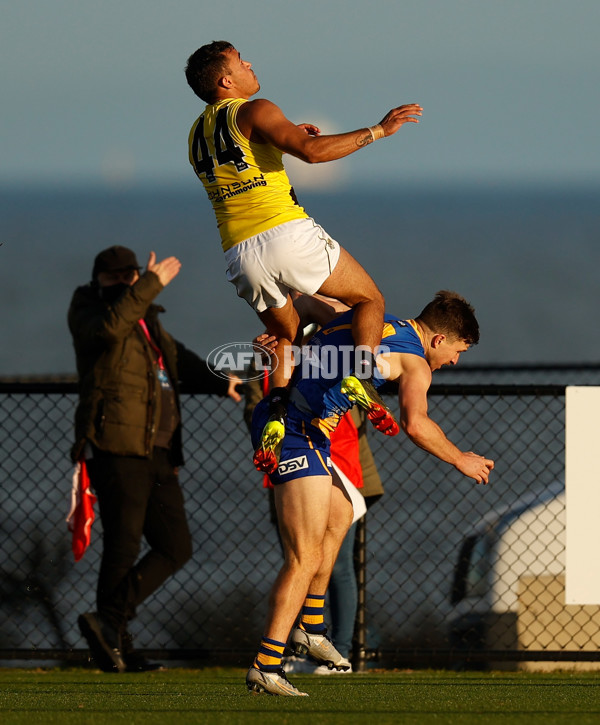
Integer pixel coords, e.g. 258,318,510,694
352,514,367,672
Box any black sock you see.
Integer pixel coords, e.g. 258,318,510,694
355,350,376,380
268,387,289,421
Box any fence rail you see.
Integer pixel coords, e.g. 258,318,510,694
0,375,597,670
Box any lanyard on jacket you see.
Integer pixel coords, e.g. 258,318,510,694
138,319,166,371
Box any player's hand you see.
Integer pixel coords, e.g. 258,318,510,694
298,123,321,136
456,451,494,485
379,104,423,137
253,333,278,358
226,373,243,403
146,251,181,287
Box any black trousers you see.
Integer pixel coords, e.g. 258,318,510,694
87,447,193,631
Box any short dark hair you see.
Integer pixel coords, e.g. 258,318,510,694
416,290,480,345
185,41,234,103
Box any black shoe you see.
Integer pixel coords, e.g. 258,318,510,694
121,630,165,672
124,653,165,672
78,612,126,673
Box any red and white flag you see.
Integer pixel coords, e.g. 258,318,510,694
66,459,97,562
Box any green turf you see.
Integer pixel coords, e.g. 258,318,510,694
1,668,599,725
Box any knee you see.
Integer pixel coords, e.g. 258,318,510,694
260,300,299,342
267,321,299,345
102,532,142,568
371,286,385,308
352,285,384,309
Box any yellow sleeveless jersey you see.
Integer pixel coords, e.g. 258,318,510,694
188,98,308,251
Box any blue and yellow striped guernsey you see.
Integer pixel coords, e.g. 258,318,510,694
292,309,426,435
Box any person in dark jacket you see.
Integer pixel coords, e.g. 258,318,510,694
68,245,240,673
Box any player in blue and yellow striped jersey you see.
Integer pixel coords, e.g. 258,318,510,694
246,291,494,696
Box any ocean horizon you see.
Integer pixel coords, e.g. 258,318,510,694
2,181,599,377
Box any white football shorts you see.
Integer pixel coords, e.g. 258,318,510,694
224,217,341,313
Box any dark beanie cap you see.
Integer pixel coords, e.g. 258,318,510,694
92,246,140,279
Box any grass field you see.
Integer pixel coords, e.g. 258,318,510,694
1,668,599,724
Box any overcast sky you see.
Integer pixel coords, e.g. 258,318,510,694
2,0,599,190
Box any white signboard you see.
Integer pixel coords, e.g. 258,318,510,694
565,386,600,604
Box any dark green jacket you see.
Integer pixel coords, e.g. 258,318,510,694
68,270,228,465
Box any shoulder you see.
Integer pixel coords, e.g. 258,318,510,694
237,98,286,125
378,348,430,386
68,283,98,311
380,318,425,357
71,282,95,299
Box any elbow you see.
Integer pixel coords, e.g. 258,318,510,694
401,420,416,440
401,417,425,442
305,147,333,164
305,148,328,164
293,141,324,165
294,150,320,164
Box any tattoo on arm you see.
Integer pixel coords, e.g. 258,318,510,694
356,131,373,147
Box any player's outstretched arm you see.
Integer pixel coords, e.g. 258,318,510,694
237,99,422,164
398,355,494,485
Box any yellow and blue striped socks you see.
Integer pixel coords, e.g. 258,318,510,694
253,594,327,672
299,593,326,634
253,636,286,672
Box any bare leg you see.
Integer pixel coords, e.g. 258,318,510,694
318,247,399,434
257,248,384,387
263,476,332,643
304,481,354,599
252,297,301,473
262,475,353,644
317,246,385,356
257,296,300,390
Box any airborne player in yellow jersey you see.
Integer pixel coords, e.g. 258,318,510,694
185,41,422,473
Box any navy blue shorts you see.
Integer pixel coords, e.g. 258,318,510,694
252,399,333,485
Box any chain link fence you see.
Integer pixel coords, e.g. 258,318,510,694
1,371,599,669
